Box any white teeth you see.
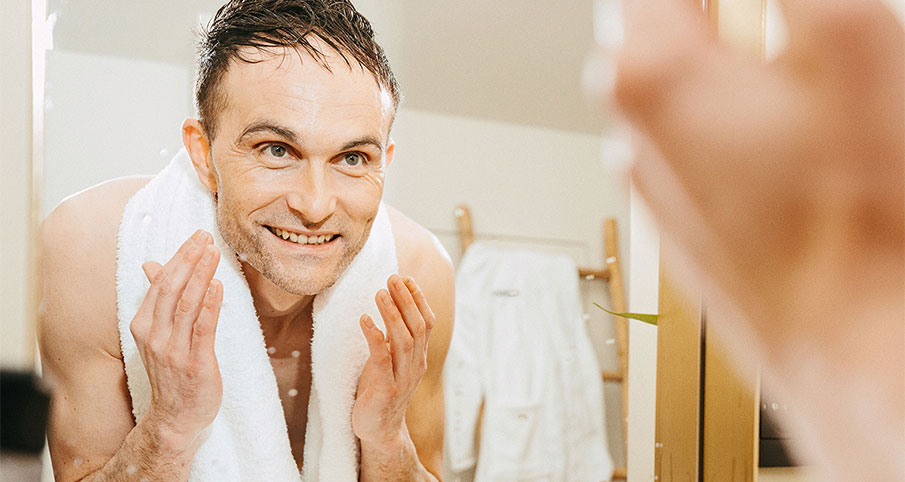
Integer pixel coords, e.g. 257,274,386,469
270,227,334,245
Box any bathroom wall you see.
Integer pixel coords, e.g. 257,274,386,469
0,0,35,371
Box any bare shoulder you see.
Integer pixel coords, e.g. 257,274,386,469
386,205,454,300
385,204,454,352
41,176,152,360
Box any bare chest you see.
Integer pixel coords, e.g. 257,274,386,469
266,334,313,473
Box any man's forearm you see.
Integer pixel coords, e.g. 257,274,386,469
359,428,439,482
78,415,200,482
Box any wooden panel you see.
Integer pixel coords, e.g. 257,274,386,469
700,1,764,481
654,262,702,482
702,326,760,481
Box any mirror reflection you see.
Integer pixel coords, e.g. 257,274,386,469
39,1,633,481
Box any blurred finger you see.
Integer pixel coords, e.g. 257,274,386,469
131,261,164,345
360,314,393,378
144,261,174,346
376,289,412,378
190,279,222,359
171,245,220,351
387,275,427,355
155,231,211,334
402,276,435,344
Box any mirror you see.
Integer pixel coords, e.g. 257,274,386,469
39,0,636,480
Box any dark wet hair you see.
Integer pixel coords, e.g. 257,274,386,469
195,0,400,139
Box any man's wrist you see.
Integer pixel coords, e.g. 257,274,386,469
136,409,204,457
358,425,409,454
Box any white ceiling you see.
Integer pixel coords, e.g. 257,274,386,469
48,0,606,135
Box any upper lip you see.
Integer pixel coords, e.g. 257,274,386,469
267,225,338,237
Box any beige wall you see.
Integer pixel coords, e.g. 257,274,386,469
0,0,35,370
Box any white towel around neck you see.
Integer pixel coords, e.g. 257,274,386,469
115,149,398,481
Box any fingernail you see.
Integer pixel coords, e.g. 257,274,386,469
191,229,204,243
403,277,415,288
392,276,404,289
379,290,390,303
208,279,219,296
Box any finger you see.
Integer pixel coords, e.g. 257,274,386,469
387,275,427,358
143,261,174,347
401,276,434,355
359,314,393,378
154,230,212,336
171,245,220,351
131,261,165,346
376,289,412,379
190,279,222,359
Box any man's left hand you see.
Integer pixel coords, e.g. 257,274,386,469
353,274,435,445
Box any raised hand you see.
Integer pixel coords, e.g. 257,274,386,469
352,274,435,445
611,0,904,329
606,1,903,480
129,229,224,449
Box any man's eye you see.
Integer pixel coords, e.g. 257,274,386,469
268,144,287,158
343,152,364,166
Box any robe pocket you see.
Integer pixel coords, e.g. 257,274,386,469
483,402,556,481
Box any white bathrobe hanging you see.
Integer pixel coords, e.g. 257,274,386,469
445,242,614,481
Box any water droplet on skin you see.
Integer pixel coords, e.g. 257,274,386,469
291,350,301,358
287,388,298,397
267,346,276,355
606,338,616,345
771,402,779,411
126,464,138,474
73,457,83,467
582,313,591,321
159,148,169,158
141,214,152,225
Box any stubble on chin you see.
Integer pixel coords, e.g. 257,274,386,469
214,207,375,297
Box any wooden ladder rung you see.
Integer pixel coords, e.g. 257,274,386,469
602,370,623,382
579,267,611,281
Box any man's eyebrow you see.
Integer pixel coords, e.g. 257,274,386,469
341,136,385,152
235,121,299,145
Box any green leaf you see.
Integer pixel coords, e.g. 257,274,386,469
593,303,659,326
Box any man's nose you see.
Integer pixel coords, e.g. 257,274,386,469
286,162,336,227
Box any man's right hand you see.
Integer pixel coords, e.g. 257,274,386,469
129,229,224,451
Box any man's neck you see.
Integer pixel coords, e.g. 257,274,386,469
241,261,315,330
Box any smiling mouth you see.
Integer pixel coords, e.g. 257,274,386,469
267,226,339,246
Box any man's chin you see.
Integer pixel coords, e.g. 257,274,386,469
265,266,346,297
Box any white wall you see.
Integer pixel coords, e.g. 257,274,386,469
0,0,35,371
42,49,192,215
626,188,659,482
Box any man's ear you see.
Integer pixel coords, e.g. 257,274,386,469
384,140,395,169
182,118,218,192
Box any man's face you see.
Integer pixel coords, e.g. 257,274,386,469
205,42,395,296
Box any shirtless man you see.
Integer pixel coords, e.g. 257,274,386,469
39,1,453,480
